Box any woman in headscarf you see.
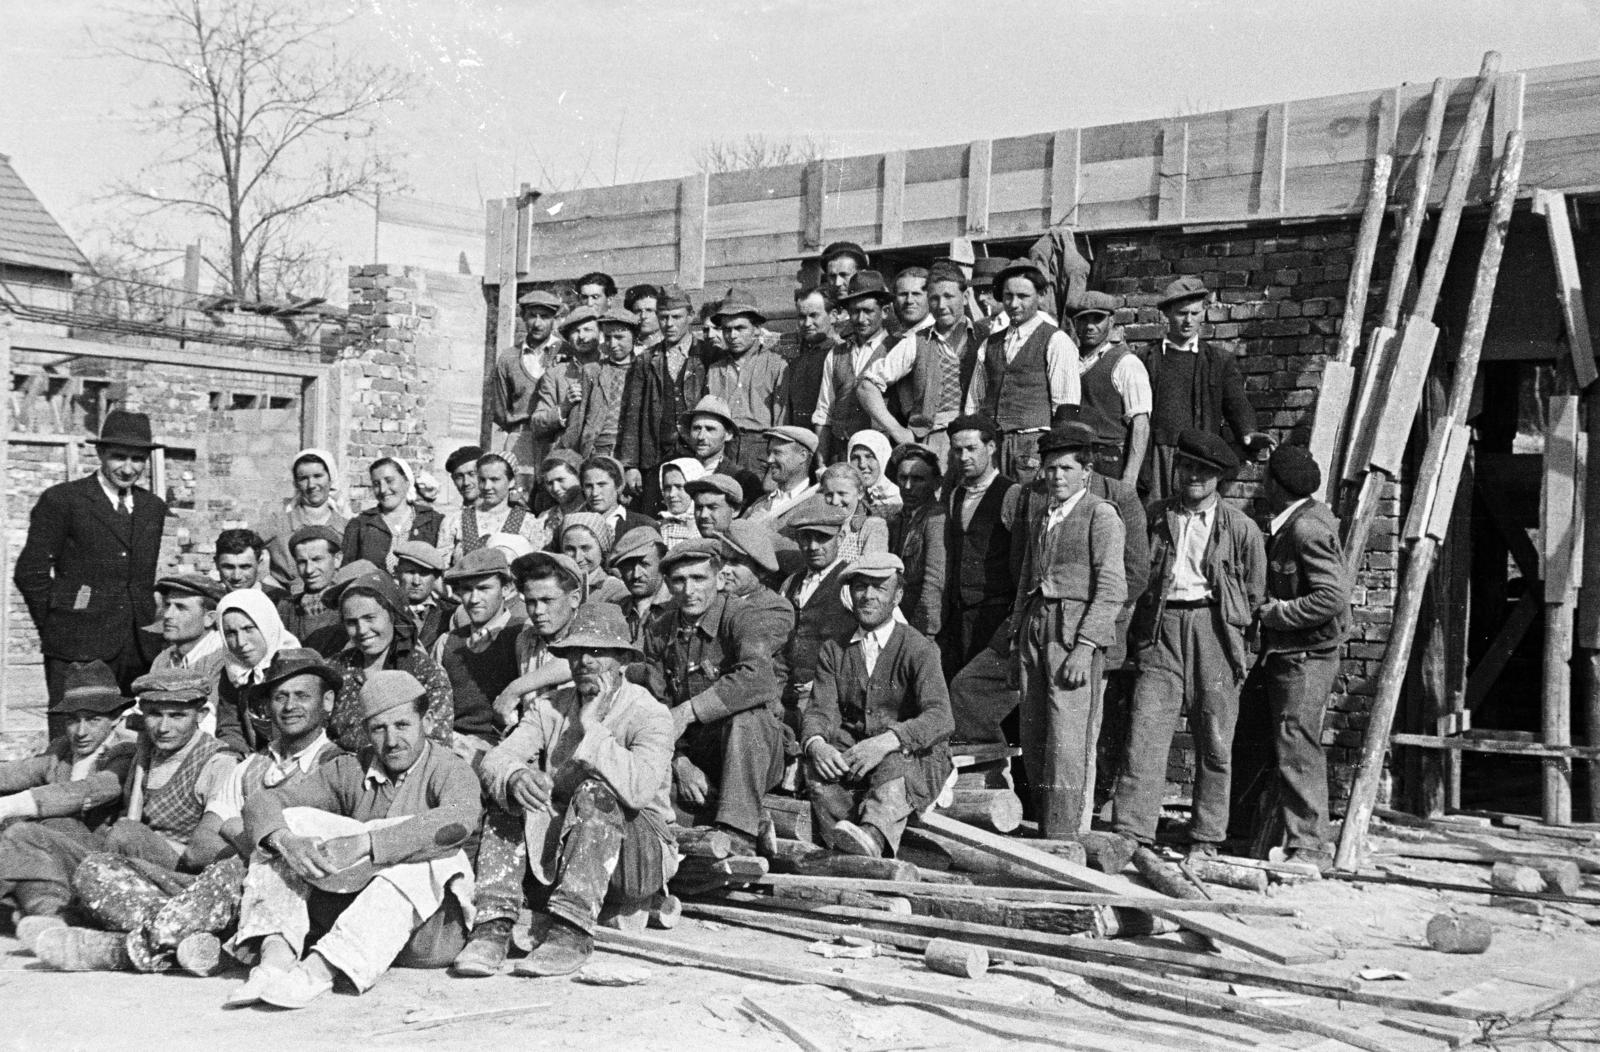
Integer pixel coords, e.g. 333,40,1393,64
531,450,586,551
656,457,707,548
847,429,901,516
262,448,350,590
341,457,445,571
558,513,629,604
214,591,302,755
818,462,889,564
886,444,947,637
327,569,455,752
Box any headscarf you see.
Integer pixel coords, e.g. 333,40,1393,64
847,429,902,510
289,447,351,517
337,571,418,657
216,589,301,686
560,512,615,554
658,458,708,520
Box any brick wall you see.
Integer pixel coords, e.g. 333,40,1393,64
341,265,438,508
1092,218,1399,814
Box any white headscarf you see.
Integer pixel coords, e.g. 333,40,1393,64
658,458,708,519
289,447,351,517
216,590,301,686
846,430,894,488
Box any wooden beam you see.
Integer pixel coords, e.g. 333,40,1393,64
800,160,825,253
964,139,992,236
1579,394,1600,647
1392,733,1600,760
1533,190,1598,389
677,172,709,291
483,198,503,287
9,331,327,379
1492,71,1527,167
1546,391,1582,825
1049,128,1081,226
879,150,906,247
0,314,9,732
494,196,519,356
1261,103,1289,215
745,873,1296,915
1464,590,1542,710
1158,121,1188,221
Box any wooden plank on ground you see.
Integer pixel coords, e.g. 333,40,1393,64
914,812,1325,965
964,139,992,236
1159,121,1188,221
1533,190,1598,389
1261,102,1290,214
1050,128,1081,225
677,173,709,291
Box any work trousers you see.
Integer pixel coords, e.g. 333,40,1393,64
0,822,103,917
1111,605,1240,846
1019,597,1105,837
69,854,246,972
949,646,1015,745
807,757,916,855
675,706,784,838
942,601,1011,680
1264,647,1340,852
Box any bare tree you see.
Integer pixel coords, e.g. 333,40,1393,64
696,134,824,174
102,0,414,301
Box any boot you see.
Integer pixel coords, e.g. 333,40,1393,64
452,918,514,977
33,926,135,972
827,820,884,858
513,918,593,977
176,932,228,977
14,914,66,954
511,909,552,954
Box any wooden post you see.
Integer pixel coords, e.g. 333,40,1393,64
0,313,10,733
801,160,825,254
880,150,906,247
1261,102,1290,215
1158,121,1188,221
1333,128,1523,871
1533,191,1598,389
1543,391,1582,825
964,139,992,237
677,173,708,291
1049,128,1081,226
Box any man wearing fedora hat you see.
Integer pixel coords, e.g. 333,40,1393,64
1072,291,1152,487
812,269,897,464
456,603,677,978
558,306,645,461
491,288,571,471
964,260,1082,482
1139,276,1270,500
432,548,528,757
1111,429,1265,862
617,284,712,507
705,288,790,477
678,395,765,511
16,409,169,736
786,285,842,430
228,669,481,1008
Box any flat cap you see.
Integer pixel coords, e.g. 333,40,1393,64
517,288,563,312
511,550,585,591
787,496,849,535
360,669,426,722
658,283,693,312
609,526,666,569
684,473,744,508
392,540,446,574
539,448,584,476
260,647,343,694
660,539,723,575
1037,423,1097,458
557,305,600,334
548,602,641,657
1157,275,1209,308
719,519,779,575
325,559,388,603
155,573,227,604
132,667,214,706
1175,429,1240,474
819,241,870,269
762,425,819,455
443,546,514,584
1268,444,1321,498
287,524,342,554
1073,291,1119,317
842,552,905,583
599,306,642,331
50,660,131,716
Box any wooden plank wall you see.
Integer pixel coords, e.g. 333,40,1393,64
487,60,1600,311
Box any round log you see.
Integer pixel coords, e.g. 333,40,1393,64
1490,862,1546,895
907,893,1106,936
936,788,1024,834
1510,856,1581,896
649,894,682,930
1185,859,1269,893
675,826,734,860
1424,913,1492,954
773,884,913,915
924,937,989,979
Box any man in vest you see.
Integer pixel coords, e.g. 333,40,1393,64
1012,426,1127,836
705,289,789,476
643,542,785,857
1138,276,1271,500
432,548,527,758
278,525,347,657
1073,292,1151,487
618,284,710,508
440,451,541,562
964,260,1081,482
1258,446,1351,873
891,266,935,342
857,261,977,470
490,289,567,472
786,285,840,430
939,415,1018,678
812,270,895,464
1111,430,1265,862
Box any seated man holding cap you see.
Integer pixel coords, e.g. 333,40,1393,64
454,603,677,978
228,669,482,1009
392,540,451,652
803,554,953,857
277,524,347,658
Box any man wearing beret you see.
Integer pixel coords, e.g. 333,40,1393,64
492,289,570,470
803,554,953,857
16,410,168,738
456,603,677,978
1139,276,1271,500
644,542,786,856
1258,446,1350,872
705,289,790,476
964,260,1082,481
560,306,645,460
813,270,896,463
278,524,347,657
1073,292,1152,487
1111,429,1265,861
617,284,712,506
228,669,480,1008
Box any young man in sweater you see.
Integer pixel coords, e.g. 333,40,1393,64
432,548,526,759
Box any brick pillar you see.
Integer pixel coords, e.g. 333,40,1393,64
342,265,437,507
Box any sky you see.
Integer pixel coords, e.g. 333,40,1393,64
2,0,1596,296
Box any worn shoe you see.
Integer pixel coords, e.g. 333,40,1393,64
1185,841,1221,862
513,918,593,977
512,910,554,955
718,825,760,859
257,964,335,1009
452,918,514,977
827,820,884,858
1283,847,1334,875
34,927,134,972
14,914,66,953
176,932,227,977
224,965,290,1008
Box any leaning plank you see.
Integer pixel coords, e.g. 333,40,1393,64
915,812,1325,965
748,873,1298,915
1532,190,1598,389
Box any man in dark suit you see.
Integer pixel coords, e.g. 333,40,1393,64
16,410,167,737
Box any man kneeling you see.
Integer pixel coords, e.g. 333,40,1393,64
228,670,482,1009
803,554,953,857
454,602,676,978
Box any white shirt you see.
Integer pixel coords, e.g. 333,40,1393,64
441,501,538,561
956,467,1000,531
1044,486,1088,535
794,558,844,607
747,479,817,523
205,732,330,825
1169,497,1218,602
850,618,898,677
1080,342,1154,419
1164,336,1201,354
1270,497,1311,537
863,320,975,428
96,472,134,513
812,330,890,427
963,313,1081,422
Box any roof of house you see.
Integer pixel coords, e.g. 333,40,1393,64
0,152,91,274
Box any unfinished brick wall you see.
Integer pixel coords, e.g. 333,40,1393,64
1092,218,1399,814
341,265,437,508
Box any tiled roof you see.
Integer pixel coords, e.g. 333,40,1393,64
0,152,91,274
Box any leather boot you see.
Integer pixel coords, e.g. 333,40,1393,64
452,918,514,977
514,918,593,977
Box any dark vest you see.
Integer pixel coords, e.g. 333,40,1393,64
828,337,891,439
439,622,524,740
780,565,855,688
894,323,969,435
1079,344,1130,446
947,477,1016,609
461,506,528,554
979,319,1056,432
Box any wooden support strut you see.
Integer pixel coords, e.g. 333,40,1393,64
1333,128,1525,871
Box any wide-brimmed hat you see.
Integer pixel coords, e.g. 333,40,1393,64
548,602,641,657
511,550,586,592
517,288,563,313
711,289,767,326
1175,429,1240,474
1073,291,1119,318
658,284,693,312
131,668,213,707
1037,424,1097,459
684,473,744,509
762,425,819,455
971,257,1008,283
154,573,227,604
92,410,159,450
259,647,344,694
838,270,894,306
678,394,737,433
819,241,870,270
992,259,1049,296
49,660,132,716
443,547,514,585
719,520,780,575
1157,275,1210,309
